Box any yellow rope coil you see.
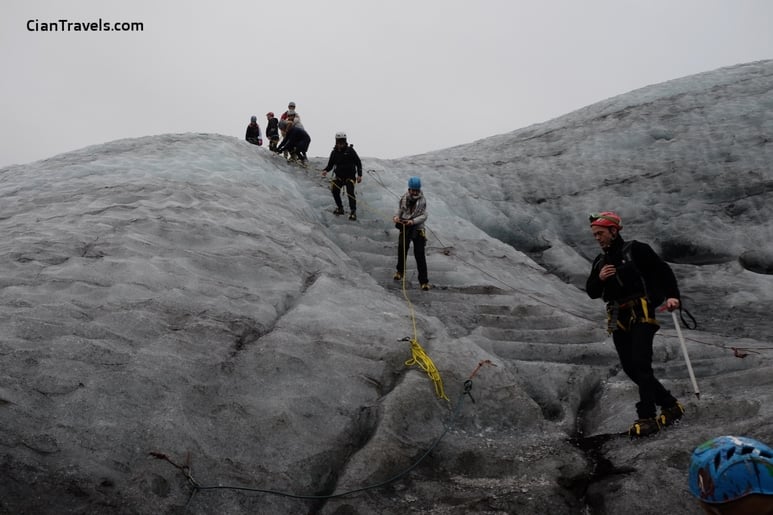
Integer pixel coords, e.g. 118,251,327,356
404,338,449,401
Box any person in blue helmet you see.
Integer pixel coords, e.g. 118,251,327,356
689,435,773,514
392,176,429,290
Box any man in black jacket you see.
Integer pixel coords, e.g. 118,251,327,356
265,112,279,151
321,132,362,221
586,211,685,438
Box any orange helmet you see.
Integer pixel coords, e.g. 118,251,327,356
589,211,622,230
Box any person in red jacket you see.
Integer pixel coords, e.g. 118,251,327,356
280,101,296,121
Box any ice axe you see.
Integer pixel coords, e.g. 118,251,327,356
672,309,700,399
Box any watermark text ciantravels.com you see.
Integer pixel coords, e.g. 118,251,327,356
27,18,144,32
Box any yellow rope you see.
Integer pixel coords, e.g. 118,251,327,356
326,169,448,400
405,338,449,401
397,227,449,401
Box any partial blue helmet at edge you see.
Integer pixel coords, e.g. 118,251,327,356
408,176,421,190
689,435,773,503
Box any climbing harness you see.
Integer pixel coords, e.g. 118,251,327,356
606,296,659,334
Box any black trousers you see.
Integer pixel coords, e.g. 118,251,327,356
331,177,356,212
396,226,428,284
612,321,677,419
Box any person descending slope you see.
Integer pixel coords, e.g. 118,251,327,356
321,132,362,220
585,211,684,438
274,120,311,165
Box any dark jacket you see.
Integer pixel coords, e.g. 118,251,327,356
276,126,311,153
266,118,279,139
322,144,362,179
245,122,261,140
586,236,680,306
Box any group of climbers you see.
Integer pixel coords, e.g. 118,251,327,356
245,104,430,290
318,133,429,289
246,106,773,512
245,101,311,164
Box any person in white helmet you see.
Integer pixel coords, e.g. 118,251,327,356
321,132,362,221
286,109,303,130
280,101,297,121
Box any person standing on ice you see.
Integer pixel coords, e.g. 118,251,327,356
265,112,280,151
245,115,262,146
392,176,430,291
321,132,362,221
585,211,684,438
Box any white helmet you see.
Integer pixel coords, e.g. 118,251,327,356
335,131,347,140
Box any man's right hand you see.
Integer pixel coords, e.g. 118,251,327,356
599,264,616,281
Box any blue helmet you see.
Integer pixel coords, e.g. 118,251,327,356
689,435,773,503
408,176,421,190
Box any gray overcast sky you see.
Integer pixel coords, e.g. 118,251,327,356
2,0,772,168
